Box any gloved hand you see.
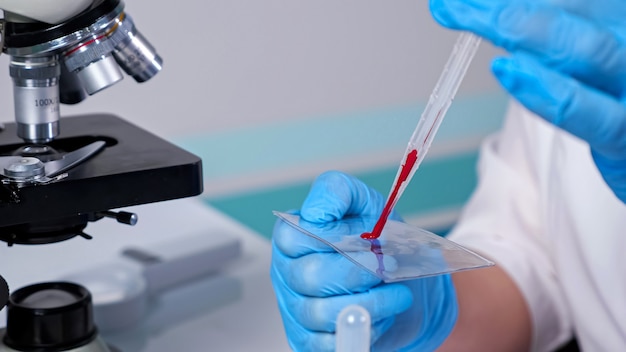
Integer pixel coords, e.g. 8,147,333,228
430,0,626,203
270,171,458,351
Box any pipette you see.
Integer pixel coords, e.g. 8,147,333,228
361,32,481,240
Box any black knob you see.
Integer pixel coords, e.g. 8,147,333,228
99,210,138,226
0,275,8,311
4,282,97,351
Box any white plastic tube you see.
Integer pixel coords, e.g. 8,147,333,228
336,304,371,352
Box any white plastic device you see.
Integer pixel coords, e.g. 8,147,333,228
61,232,241,331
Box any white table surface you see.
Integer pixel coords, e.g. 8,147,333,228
0,197,291,352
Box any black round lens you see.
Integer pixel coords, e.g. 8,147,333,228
4,282,97,351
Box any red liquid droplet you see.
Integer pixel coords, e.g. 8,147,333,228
361,149,419,240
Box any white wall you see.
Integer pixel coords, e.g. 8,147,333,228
0,0,501,139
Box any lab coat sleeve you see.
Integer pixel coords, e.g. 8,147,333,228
446,101,572,351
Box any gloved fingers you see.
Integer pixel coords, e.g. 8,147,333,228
300,171,386,222
272,216,337,258
273,214,385,258
272,245,380,296
273,207,404,261
272,259,398,351
492,55,626,159
280,308,336,352
430,0,626,29
273,247,401,297
291,284,413,332
272,262,328,352
546,0,626,31
272,258,410,335
271,256,325,348
430,0,626,96
370,317,397,347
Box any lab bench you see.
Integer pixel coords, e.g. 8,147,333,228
0,198,290,352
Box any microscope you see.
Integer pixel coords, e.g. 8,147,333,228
0,0,203,350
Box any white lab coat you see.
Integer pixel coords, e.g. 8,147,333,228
447,100,626,351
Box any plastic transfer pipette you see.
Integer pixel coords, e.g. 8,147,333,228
361,32,481,240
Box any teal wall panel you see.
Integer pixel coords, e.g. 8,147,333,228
177,92,506,183
204,151,479,239
178,92,507,238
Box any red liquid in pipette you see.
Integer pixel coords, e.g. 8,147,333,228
361,149,419,240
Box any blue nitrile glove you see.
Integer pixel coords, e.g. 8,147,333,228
270,171,458,351
430,0,626,203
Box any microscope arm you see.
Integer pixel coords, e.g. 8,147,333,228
0,0,92,24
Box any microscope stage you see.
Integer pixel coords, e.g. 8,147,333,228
0,114,203,244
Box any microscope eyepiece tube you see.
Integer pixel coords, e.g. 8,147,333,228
10,56,61,143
